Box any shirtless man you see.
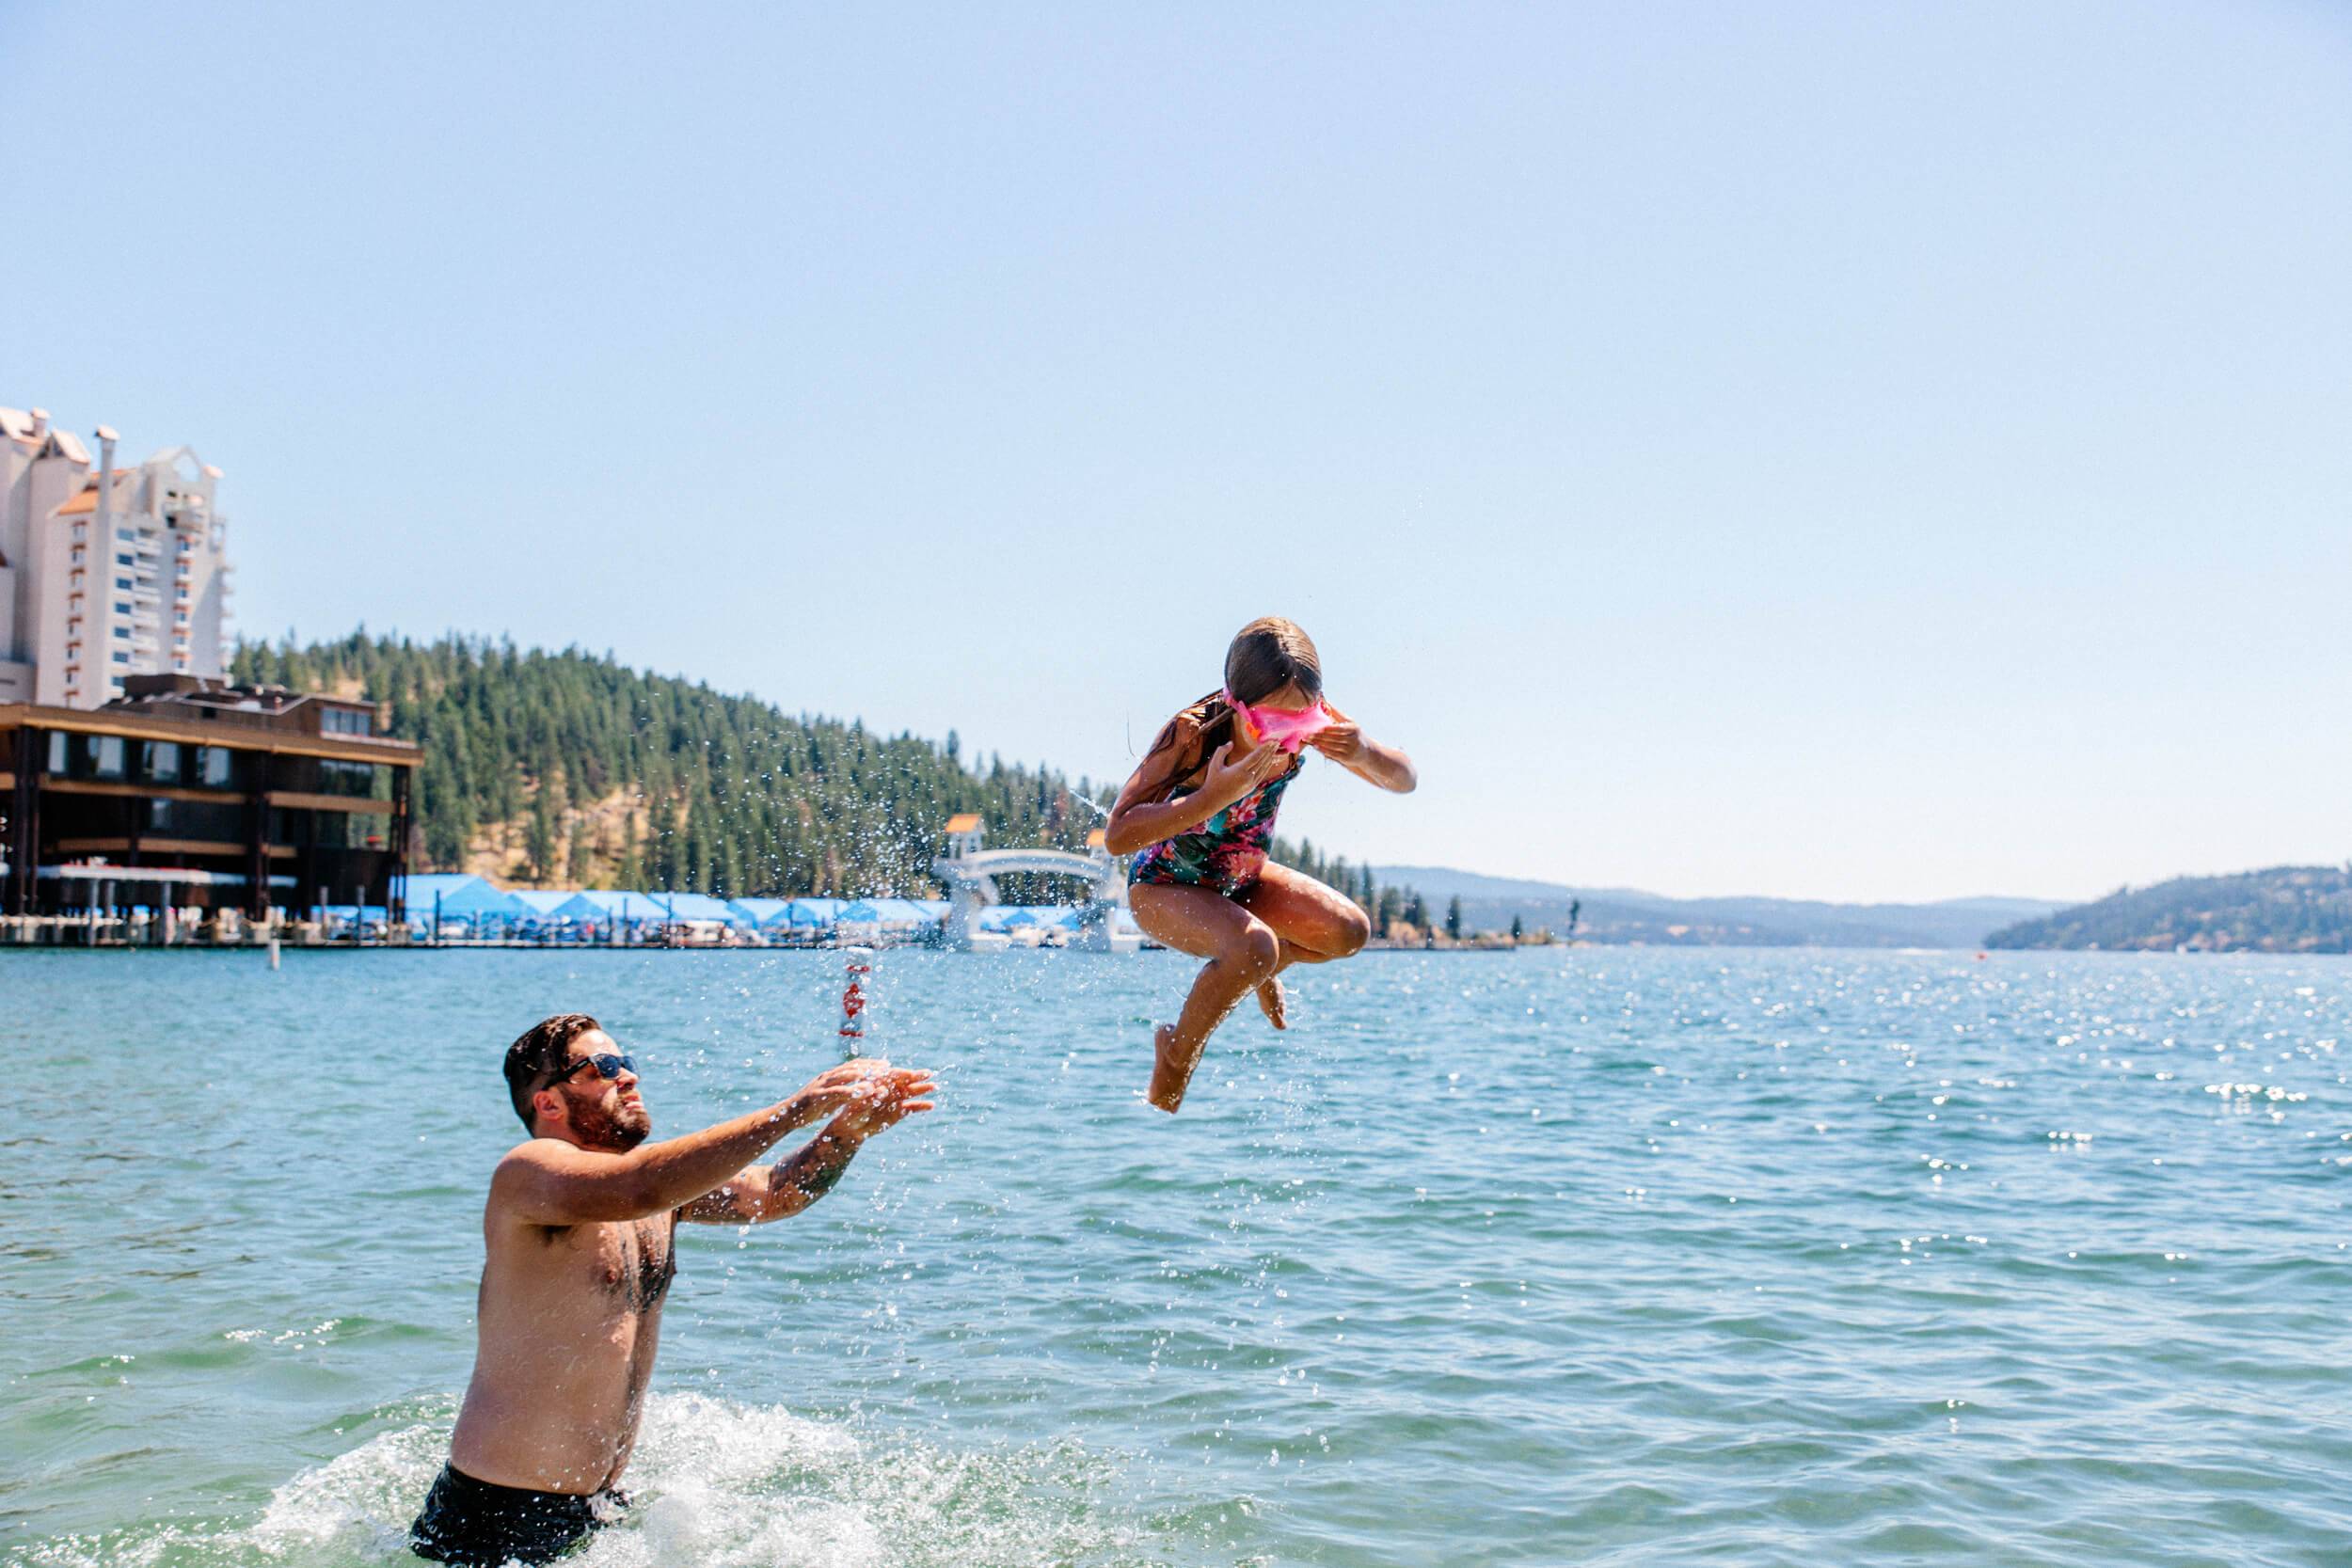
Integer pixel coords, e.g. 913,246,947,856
409,1012,936,1566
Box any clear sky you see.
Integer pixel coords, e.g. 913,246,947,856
8,2,2347,903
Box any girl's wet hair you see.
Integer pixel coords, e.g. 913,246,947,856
1223,616,1323,706
1139,617,1322,798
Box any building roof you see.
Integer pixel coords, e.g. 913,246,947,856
944,813,982,833
52,470,133,518
0,699,417,767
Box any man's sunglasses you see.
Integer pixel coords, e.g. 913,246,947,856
545,1053,635,1089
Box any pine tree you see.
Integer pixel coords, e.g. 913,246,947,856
526,786,558,884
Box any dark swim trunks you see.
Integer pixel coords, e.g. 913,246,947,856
409,1463,628,1565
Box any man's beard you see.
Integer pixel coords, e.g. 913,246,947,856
572,1096,651,1151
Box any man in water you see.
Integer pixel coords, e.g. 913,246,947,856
409,1013,936,1565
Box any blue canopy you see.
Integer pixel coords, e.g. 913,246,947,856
508,890,581,916
995,904,1080,928
664,893,750,927
400,873,525,920
568,890,675,924
785,897,846,928
730,897,793,927
837,898,938,927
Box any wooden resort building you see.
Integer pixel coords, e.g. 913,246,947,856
1,674,417,925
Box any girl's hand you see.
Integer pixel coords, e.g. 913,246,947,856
1201,739,1287,807
1308,705,1367,765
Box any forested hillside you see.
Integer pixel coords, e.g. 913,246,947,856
1984,865,2352,953
230,632,1399,910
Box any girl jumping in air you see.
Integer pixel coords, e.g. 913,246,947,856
1104,617,1418,1113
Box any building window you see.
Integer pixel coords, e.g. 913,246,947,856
197,746,232,787
92,736,125,777
143,740,182,783
319,758,380,797
115,552,135,566
47,732,67,772
71,546,85,565
111,651,130,664
72,522,87,541
114,601,132,615
115,577,133,591
149,798,243,838
114,626,131,640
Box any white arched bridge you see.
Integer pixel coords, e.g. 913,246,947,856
931,815,1136,952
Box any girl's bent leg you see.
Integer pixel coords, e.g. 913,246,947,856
1238,863,1374,961
1234,863,1375,1025
1129,882,1281,1113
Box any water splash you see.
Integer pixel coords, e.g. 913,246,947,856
8,1391,1146,1568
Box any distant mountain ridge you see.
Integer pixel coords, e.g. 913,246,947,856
1373,865,2064,949
1984,864,2352,953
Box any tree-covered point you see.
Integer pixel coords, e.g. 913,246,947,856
232,632,1114,898
232,631,1417,913
1984,864,2352,953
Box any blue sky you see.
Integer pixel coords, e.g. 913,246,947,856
8,2,2347,902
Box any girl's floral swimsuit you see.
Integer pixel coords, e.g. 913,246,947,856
1128,700,1307,897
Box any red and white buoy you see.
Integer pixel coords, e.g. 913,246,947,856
838,945,874,1055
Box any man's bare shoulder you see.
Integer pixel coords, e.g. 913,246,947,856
492,1135,582,1176
485,1138,588,1225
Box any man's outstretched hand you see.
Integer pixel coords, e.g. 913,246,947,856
789,1057,897,1124
827,1065,938,1141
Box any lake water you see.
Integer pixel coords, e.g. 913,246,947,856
3,947,2347,1567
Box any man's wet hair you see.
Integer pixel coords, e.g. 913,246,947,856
504,1013,604,1132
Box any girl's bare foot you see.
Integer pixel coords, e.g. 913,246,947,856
1255,977,1288,1030
1148,1023,1200,1113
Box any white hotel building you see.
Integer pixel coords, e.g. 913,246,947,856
0,407,233,708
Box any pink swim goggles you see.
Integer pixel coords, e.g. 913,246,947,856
1225,689,1334,753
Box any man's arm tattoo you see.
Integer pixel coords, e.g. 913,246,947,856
778,1134,858,1207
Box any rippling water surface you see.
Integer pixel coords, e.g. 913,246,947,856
3,947,2347,1566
